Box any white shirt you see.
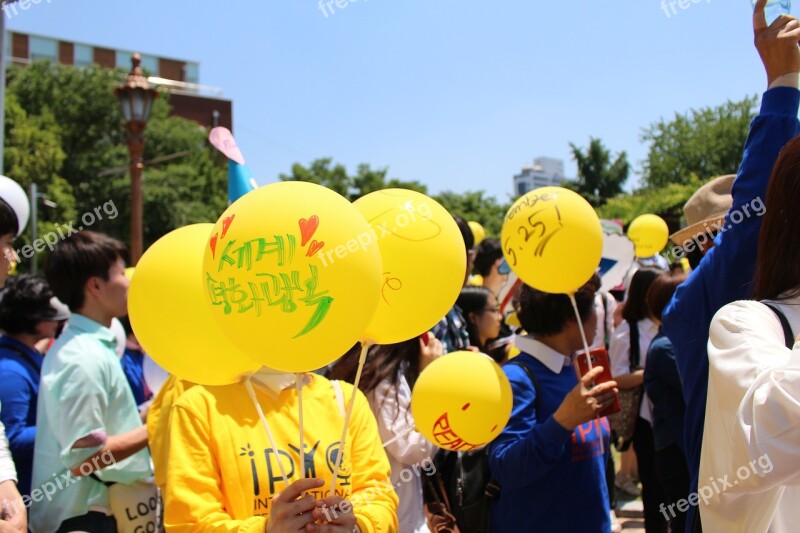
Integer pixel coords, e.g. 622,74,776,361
700,298,800,533
590,292,618,351
0,404,17,483
609,318,659,422
515,335,573,372
368,369,436,533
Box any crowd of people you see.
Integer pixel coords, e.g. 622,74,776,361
0,1,798,532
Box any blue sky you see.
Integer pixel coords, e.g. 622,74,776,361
7,0,775,201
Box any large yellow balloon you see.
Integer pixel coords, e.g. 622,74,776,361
128,224,259,385
468,221,486,246
627,214,669,257
412,352,512,451
501,187,602,294
202,182,383,372
354,189,466,344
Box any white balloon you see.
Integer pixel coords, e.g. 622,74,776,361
0,176,30,236
143,354,169,396
110,317,126,358
599,230,636,293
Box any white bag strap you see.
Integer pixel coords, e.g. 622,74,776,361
331,380,346,417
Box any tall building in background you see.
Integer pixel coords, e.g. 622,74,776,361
5,31,233,130
513,157,567,196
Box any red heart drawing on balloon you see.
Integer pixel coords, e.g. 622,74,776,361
299,216,319,246
306,239,324,257
209,233,219,259
221,214,235,239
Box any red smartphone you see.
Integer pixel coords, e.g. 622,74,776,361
575,347,620,418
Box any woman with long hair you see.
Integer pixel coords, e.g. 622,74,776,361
456,286,504,361
609,267,666,533
329,334,443,533
700,134,800,532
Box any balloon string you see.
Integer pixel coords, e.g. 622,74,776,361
245,378,290,487
331,340,373,494
297,374,305,479
382,427,414,449
568,293,605,456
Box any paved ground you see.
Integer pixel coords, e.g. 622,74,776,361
619,517,645,531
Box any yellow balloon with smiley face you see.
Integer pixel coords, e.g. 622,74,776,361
411,351,513,451
501,186,603,295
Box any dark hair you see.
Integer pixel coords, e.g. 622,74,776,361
328,339,423,422
646,272,687,323
473,238,502,277
43,231,127,311
0,198,18,237
453,215,475,251
622,268,661,323
120,315,134,337
755,135,800,300
456,285,493,351
517,274,599,336
0,274,57,335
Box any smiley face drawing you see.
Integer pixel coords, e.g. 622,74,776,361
411,351,513,452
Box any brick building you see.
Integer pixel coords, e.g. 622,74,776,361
6,31,233,130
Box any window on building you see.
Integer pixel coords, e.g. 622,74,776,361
184,62,199,84
116,50,132,69
29,36,57,61
74,44,92,67
140,54,158,75
517,181,528,196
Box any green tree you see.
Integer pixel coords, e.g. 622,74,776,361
641,96,757,188
566,137,629,207
279,158,427,200
4,60,228,271
597,176,702,232
433,190,510,237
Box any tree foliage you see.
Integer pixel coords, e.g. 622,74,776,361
279,158,428,201
432,190,509,238
597,176,702,231
565,137,629,207
5,61,228,271
640,96,757,188
280,158,510,237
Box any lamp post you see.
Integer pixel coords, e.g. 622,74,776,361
115,53,157,265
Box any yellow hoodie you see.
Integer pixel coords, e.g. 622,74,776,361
164,374,398,532
147,375,195,489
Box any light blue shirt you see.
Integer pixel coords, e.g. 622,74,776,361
31,314,151,532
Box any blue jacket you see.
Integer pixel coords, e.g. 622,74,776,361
662,87,800,531
0,336,43,496
120,348,152,407
643,330,685,454
488,348,610,533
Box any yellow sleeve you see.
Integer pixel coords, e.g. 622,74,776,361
164,392,267,533
342,383,399,533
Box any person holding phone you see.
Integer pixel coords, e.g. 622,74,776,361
488,275,618,532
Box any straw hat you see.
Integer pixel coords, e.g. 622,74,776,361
669,175,735,247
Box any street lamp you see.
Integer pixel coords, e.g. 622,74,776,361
115,53,158,265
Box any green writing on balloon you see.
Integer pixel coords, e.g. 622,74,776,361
207,257,333,337
216,234,298,273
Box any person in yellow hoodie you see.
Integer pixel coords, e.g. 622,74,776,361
164,368,398,532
